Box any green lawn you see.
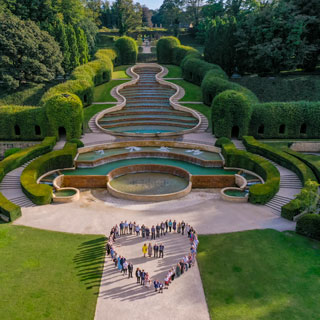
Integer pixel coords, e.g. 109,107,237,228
169,79,203,102
198,229,320,320
164,65,182,78
83,103,116,131
181,103,212,131
0,225,106,320
93,79,129,102
112,65,132,79
0,82,57,106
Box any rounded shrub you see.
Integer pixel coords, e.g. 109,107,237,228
4,148,21,158
296,214,320,240
156,36,180,64
115,36,138,65
45,93,83,140
202,73,258,106
68,138,84,148
172,45,199,66
212,90,252,138
94,48,118,64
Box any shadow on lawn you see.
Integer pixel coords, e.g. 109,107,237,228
73,237,107,291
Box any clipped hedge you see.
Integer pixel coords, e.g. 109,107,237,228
21,142,77,205
115,36,138,65
94,48,118,64
212,90,252,138
0,136,56,221
68,138,84,148
243,136,317,185
41,79,93,107
45,93,83,140
0,105,48,141
281,198,303,220
296,214,320,241
182,57,227,86
156,36,181,64
172,45,199,66
249,101,320,139
4,148,21,158
217,137,280,204
202,73,258,106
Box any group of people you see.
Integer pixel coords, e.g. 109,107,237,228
106,220,199,294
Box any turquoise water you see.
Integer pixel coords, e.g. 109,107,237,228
99,114,196,121
224,189,248,197
66,158,236,176
55,189,77,197
77,146,222,162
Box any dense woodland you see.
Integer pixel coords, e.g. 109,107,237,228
0,0,319,91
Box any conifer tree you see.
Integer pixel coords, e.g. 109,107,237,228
54,17,71,72
76,27,89,65
66,24,80,72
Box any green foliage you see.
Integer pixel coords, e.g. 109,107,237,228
168,79,202,102
182,57,227,86
41,80,93,107
281,198,303,221
156,36,181,64
202,73,258,106
75,27,89,65
172,45,199,66
0,106,48,141
0,137,56,221
45,94,83,140
0,13,63,90
115,36,138,65
211,90,253,138
4,148,21,158
296,214,320,241
66,24,80,72
249,101,320,139
94,48,118,64
68,139,84,148
21,143,77,205
218,138,280,204
243,136,317,185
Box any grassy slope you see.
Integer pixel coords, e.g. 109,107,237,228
169,79,202,102
164,65,182,78
181,103,212,131
83,104,116,131
198,229,320,320
232,75,320,102
0,225,106,320
112,65,132,79
93,79,129,102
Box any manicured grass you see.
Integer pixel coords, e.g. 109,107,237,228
112,65,132,79
181,103,212,131
83,104,116,131
0,224,106,320
93,79,129,102
0,82,57,106
198,229,320,320
232,74,320,102
169,79,202,102
164,65,182,78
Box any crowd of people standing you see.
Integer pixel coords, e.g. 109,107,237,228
106,219,199,294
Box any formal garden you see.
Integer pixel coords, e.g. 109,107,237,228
0,0,319,319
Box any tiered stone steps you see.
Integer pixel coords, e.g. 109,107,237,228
232,140,303,215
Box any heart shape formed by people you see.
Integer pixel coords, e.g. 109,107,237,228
106,221,199,293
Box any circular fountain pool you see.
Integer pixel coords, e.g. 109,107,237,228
107,164,192,201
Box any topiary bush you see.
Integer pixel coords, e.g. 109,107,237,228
172,45,199,66
202,73,258,106
212,90,253,138
243,136,317,185
45,93,83,140
68,138,84,148
156,36,181,64
21,142,77,205
94,48,118,64
281,198,303,220
182,57,227,86
0,106,48,141
115,36,138,65
41,79,93,107
0,192,21,222
249,101,320,139
296,214,320,240
219,138,280,204
4,148,21,158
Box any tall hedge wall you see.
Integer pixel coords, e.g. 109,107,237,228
21,142,77,205
212,90,253,138
156,36,181,64
249,101,320,139
243,136,317,185
0,137,56,221
217,137,280,204
0,106,48,141
45,93,83,140
115,36,138,65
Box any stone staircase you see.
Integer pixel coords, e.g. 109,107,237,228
194,112,208,133
232,139,302,215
